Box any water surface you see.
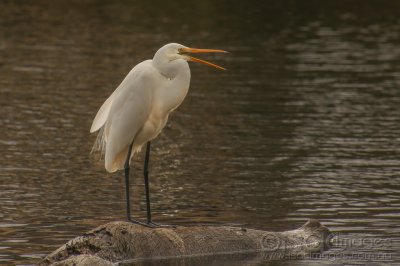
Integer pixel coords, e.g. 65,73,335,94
1,0,400,265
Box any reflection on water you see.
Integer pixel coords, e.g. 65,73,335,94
1,0,400,265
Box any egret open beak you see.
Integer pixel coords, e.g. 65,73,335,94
179,47,228,70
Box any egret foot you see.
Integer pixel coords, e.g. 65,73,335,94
147,221,176,228
128,218,155,228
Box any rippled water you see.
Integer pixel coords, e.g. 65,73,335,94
1,0,400,265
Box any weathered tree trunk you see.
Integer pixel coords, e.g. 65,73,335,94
38,219,331,265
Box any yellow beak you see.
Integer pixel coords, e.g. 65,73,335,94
179,47,228,70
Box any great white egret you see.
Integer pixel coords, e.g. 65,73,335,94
90,43,227,227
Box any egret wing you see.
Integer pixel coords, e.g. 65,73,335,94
103,61,157,172
90,62,150,133
90,93,115,133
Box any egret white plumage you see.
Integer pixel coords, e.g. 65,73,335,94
90,43,227,227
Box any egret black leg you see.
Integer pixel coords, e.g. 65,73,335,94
143,141,153,223
143,141,175,228
124,142,150,227
124,142,134,221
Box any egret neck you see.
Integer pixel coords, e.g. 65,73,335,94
152,57,191,115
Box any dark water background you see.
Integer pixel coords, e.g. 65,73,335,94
1,0,399,265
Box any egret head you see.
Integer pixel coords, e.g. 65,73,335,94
153,43,227,71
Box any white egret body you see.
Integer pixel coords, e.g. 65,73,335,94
90,43,226,226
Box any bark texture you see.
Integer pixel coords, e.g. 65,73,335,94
38,219,330,265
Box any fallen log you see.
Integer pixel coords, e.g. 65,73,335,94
38,219,331,265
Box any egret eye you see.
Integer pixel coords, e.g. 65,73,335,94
177,48,186,55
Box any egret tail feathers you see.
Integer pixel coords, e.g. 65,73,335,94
91,127,106,158
90,94,114,133
91,126,126,173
